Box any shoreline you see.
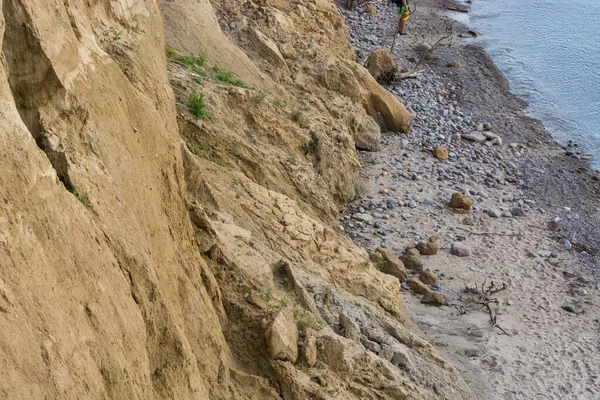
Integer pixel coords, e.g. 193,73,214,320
339,0,600,398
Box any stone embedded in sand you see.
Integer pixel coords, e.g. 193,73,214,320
416,241,438,255
451,242,471,257
301,335,318,367
421,292,445,306
461,131,486,143
400,254,424,273
406,278,431,295
562,304,576,313
449,192,472,211
379,345,394,362
487,209,502,218
433,145,449,160
482,131,499,140
361,336,382,353
364,5,376,15
365,49,396,84
339,313,361,341
375,247,407,282
419,270,439,285
279,43,298,60
265,307,298,362
391,349,410,368
249,28,288,70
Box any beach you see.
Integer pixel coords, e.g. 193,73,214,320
339,0,600,398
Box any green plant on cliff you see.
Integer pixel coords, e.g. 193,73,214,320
188,88,209,120
213,66,250,89
70,185,90,208
294,308,323,331
166,48,205,67
186,141,198,155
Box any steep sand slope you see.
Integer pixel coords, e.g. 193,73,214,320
1,0,475,398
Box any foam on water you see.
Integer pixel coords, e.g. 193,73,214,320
449,0,600,167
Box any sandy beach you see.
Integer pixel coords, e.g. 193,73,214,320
339,0,600,398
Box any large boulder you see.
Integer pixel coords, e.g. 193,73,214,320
406,278,431,295
351,116,381,151
375,247,407,281
400,254,424,273
365,48,396,84
343,61,412,133
266,307,299,362
416,241,438,256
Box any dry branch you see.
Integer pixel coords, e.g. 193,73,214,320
396,32,453,80
462,280,511,335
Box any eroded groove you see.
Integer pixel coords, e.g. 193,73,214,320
2,0,74,191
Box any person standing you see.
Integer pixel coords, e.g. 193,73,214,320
397,0,411,35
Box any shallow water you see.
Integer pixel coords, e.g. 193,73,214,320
451,0,600,167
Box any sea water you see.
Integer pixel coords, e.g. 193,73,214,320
451,0,600,168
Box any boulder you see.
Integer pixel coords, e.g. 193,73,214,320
433,146,449,160
400,254,423,273
405,248,420,258
351,115,381,151
249,28,288,70
375,247,407,282
406,278,430,295
364,49,396,84
371,91,411,132
265,307,298,362
451,242,471,257
342,61,412,133
449,192,472,211
416,241,438,256
419,270,438,285
421,292,445,306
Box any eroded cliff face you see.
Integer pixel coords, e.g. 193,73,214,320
0,0,472,398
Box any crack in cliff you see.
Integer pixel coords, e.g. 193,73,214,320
2,0,75,192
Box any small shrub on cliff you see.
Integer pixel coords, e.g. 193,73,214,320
294,308,323,331
251,89,268,105
188,88,209,120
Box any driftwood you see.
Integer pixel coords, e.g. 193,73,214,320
396,32,453,80
457,279,511,335
456,226,523,237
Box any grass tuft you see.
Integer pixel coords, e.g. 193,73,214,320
213,67,251,88
251,89,268,105
188,88,209,120
166,48,206,67
294,308,324,331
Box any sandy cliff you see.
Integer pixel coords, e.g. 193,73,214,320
0,0,472,398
